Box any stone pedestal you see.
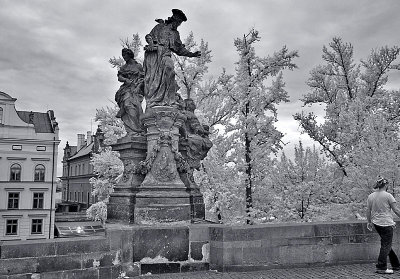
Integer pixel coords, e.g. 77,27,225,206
107,135,147,223
134,106,192,223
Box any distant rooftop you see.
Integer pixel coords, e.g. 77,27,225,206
68,142,94,160
0,91,15,100
17,111,55,133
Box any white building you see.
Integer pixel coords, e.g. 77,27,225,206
0,91,60,240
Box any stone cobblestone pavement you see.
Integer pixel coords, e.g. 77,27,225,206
137,264,400,278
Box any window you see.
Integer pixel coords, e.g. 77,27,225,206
6,219,18,235
33,193,44,209
74,192,77,201
12,145,22,150
31,219,43,234
0,107,3,124
36,146,46,151
34,164,45,181
8,192,19,209
10,164,21,181
82,164,85,174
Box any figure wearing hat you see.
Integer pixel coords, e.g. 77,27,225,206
367,177,400,274
143,9,201,108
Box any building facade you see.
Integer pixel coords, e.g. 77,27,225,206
0,92,60,241
60,128,103,209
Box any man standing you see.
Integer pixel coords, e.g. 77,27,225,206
367,177,400,274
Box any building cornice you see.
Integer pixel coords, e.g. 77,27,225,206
7,157,27,160
31,158,51,161
0,138,60,144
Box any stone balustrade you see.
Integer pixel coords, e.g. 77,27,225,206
1,220,397,277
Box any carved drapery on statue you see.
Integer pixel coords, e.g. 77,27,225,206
115,48,145,136
143,9,201,108
183,99,213,170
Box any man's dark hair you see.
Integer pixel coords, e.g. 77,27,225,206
374,177,388,189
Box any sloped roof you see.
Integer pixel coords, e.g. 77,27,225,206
17,111,54,133
70,146,77,156
68,142,94,160
0,91,15,100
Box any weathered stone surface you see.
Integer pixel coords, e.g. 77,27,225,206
0,258,38,275
106,228,133,262
108,136,147,224
209,227,223,241
107,195,136,223
330,244,372,263
6,274,35,279
0,240,55,259
133,227,189,262
332,235,349,244
36,255,81,273
39,268,99,279
135,203,191,223
190,241,208,261
313,223,331,236
55,237,108,255
141,263,181,275
121,263,140,278
209,247,223,271
98,267,112,279
330,223,349,236
82,251,116,268
208,221,389,271
189,225,209,242
348,223,364,235
181,262,209,272
97,266,122,279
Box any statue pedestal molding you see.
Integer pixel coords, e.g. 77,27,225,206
134,106,192,223
107,135,147,223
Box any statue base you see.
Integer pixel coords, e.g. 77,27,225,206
107,106,207,223
107,135,147,223
134,106,191,223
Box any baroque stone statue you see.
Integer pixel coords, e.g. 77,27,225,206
183,98,213,171
143,9,201,108
108,9,209,223
115,48,145,135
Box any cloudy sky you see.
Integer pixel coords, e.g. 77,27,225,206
1,0,400,173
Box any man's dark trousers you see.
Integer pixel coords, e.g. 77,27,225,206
374,224,400,270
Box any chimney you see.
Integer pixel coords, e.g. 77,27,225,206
87,131,92,145
77,134,85,151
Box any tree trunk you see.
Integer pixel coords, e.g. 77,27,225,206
245,102,253,224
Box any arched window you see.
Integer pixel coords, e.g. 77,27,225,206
34,164,45,181
10,164,21,181
0,107,3,124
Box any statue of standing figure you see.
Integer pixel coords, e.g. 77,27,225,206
115,48,145,136
143,9,201,108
